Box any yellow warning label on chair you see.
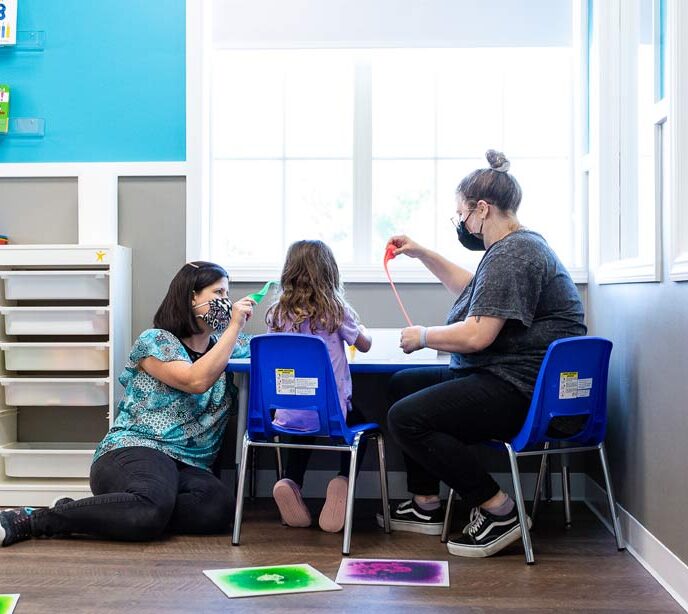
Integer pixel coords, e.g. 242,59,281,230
276,369,295,394
559,371,579,399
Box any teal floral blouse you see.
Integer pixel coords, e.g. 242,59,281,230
93,328,237,471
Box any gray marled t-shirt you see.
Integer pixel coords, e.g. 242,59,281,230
447,230,586,397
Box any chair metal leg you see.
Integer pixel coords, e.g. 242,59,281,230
249,447,257,499
342,435,361,556
531,442,550,521
274,437,283,481
599,443,625,550
561,456,572,527
375,434,391,534
506,443,535,565
441,488,455,543
232,433,251,546
545,454,553,502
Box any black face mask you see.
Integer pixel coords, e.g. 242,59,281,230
456,211,486,251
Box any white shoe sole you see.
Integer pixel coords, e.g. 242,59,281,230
447,517,532,558
376,512,443,536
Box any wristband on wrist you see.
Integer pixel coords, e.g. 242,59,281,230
419,326,428,349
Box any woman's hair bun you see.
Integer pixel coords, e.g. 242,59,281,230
485,149,510,173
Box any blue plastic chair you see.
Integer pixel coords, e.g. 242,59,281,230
441,336,625,564
231,333,391,555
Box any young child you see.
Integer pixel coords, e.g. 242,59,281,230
265,239,372,532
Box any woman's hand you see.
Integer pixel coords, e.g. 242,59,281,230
231,297,255,328
386,235,426,259
400,326,424,354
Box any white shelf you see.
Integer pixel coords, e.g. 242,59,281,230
0,306,110,336
0,476,91,507
0,442,97,478
0,245,131,505
0,342,110,371
0,377,110,406
1,270,109,300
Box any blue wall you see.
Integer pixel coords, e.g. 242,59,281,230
0,0,185,163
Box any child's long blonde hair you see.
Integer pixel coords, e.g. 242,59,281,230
266,240,354,334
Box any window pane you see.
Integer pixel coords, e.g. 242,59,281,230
284,53,354,158
372,52,435,158
513,158,574,265
210,48,578,274
621,0,655,260
372,160,435,262
211,161,284,264
284,160,354,263
436,50,503,157
503,48,573,157
656,0,666,101
212,52,284,158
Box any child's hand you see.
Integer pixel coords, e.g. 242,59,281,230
387,235,424,259
231,297,256,327
354,325,372,353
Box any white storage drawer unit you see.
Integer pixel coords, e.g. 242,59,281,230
1,307,109,335
0,343,110,371
0,378,109,406
1,271,109,300
0,443,96,478
0,245,131,506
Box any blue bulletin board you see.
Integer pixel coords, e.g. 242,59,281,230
0,0,186,163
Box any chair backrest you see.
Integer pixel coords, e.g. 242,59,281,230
247,333,357,444
510,336,613,452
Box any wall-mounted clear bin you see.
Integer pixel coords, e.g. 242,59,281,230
0,118,46,138
0,30,46,52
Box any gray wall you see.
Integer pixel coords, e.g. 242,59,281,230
587,277,688,564
118,177,187,342
0,177,78,244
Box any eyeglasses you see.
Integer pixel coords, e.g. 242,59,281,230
450,210,474,229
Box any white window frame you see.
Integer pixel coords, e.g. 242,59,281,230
589,0,664,284
191,3,586,284
668,0,688,281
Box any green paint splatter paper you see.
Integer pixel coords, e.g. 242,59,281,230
203,563,341,599
0,595,19,614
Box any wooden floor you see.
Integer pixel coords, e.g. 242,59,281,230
1,499,682,613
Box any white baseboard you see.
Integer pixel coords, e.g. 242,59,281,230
585,476,688,612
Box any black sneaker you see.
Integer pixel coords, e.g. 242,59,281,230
0,507,35,547
376,499,444,535
446,506,532,557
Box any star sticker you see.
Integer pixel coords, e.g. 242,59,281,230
95,251,106,262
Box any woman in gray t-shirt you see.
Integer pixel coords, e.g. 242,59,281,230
381,150,585,559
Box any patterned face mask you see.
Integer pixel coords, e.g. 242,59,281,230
194,297,232,333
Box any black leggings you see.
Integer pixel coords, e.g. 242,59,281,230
283,404,369,488
388,367,530,508
30,446,235,541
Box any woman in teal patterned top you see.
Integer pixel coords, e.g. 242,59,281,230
0,262,255,547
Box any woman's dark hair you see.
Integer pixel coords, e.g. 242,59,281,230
153,261,229,339
456,149,522,214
